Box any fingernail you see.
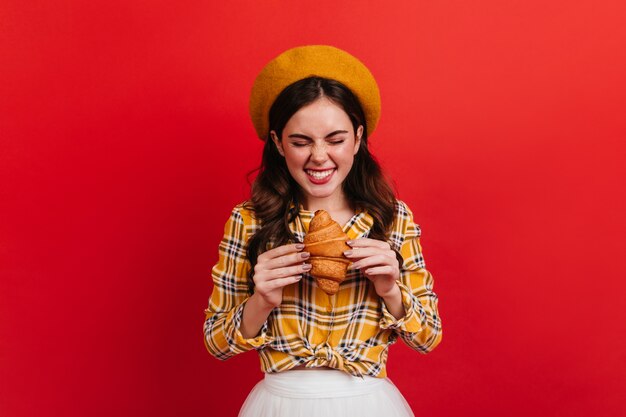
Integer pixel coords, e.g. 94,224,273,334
301,252,310,259
346,240,354,246
295,243,305,249
343,250,352,256
302,264,312,270
350,263,360,270
295,275,303,280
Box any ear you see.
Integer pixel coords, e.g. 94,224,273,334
270,130,284,156
353,125,363,155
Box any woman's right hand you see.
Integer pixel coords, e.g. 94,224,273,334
253,243,311,309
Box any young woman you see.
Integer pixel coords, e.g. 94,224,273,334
203,45,442,417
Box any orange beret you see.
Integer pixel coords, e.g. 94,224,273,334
249,45,381,141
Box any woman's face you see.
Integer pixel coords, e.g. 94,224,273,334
271,97,363,207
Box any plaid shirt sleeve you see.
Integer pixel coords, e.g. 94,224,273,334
379,201,443,354
203,205,272,360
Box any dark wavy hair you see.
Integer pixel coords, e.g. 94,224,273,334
244,76,397,274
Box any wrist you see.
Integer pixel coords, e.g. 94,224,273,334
379,281,401,301
380,282,405,321
240,293,275,340
250,292,278,312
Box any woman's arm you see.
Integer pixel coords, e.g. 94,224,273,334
343,201,442,354
239,292,275,339
203,205,310,358
379,285,404,320
203,205,273,360
240,242,310,337
379,202,443,354
382,266,443,354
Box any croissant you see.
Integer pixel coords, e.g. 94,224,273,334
303,210,351,295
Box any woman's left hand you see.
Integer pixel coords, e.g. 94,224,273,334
344,238,400,298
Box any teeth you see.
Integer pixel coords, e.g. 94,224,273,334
306,169,334,179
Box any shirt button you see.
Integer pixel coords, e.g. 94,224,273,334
326,304,332,312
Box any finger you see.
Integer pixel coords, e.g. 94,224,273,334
346,238,391,250
343,247,395,260
362,266,398,277
266,275,304,290
265,263,311,279
259,243,305,262
263,251,310,270
349,254,397,270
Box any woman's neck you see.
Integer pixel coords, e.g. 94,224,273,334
301,192,353,214
302,194,354,227
298,191,357,228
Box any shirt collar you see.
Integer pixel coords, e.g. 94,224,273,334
288,201,374,240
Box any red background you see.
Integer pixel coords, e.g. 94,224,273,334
1,1,625,416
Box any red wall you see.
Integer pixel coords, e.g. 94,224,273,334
1,1,625,416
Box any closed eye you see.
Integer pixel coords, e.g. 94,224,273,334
329,139,345,145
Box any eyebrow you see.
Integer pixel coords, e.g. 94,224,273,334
287,130,349,140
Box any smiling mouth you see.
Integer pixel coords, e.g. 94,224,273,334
305,169,335,180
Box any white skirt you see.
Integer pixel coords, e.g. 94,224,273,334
238,369,415,417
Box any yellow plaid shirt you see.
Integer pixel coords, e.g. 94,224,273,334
203,200,442,378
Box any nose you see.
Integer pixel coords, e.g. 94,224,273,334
310,142,328,164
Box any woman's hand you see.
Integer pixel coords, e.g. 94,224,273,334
344,238,400,298
253,243,311,309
